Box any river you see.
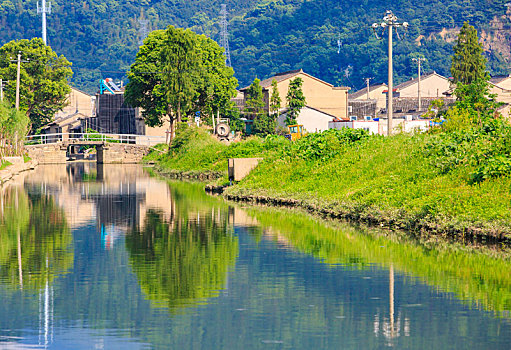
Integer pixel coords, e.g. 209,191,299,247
0,163,510,349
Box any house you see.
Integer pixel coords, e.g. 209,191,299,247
488,76,511,119
241,69,350,122
277,106,337,133
394,71,451,99
349,83,388,111
41,86,95,138
490,75,511,90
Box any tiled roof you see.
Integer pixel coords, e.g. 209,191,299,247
241,69,348,91
395,71,448,91
490,75,511,85
350,83,387,99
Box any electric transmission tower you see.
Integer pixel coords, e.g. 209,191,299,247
138,19,149,46
220,4,232,67
37,0,51,45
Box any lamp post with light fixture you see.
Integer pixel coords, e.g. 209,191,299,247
372,11,408,136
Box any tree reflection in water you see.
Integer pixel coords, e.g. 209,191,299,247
126,183,238,313
0,186,73,290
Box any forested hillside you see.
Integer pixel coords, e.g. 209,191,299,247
0,0,509,93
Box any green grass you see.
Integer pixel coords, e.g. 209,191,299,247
227,132,511,234
144,125,274,180
0,160,12,170
148,123,511,236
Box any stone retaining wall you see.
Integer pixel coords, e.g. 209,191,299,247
0,160,38,186
25,143,149,164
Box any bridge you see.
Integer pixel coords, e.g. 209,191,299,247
25,132,166,164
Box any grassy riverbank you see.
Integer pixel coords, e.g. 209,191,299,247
145,119,511,240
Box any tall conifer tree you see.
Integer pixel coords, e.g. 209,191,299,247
451,22,487,85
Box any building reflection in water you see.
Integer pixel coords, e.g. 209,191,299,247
23,163,175,250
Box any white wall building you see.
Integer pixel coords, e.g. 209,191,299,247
328,120,379,134
278,106,336,133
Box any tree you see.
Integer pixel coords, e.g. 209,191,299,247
244,78,274,135
449,22,497,123
0,101,30,157
125,26,237,142
451,22,487,85
252,112,275,136
269,79,281,117
194,35,238,124
0,38,72,131
244,78,265,120
161,26,201,124
124,30,168,128
285,77,306,125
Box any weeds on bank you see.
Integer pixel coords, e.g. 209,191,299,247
146,114,511,231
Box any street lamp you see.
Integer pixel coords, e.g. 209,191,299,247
372,11,408,136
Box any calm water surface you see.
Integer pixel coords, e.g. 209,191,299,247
0,163,510,349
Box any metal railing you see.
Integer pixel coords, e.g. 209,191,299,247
25,132,167,146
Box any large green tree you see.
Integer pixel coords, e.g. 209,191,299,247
0,38,72,131
124,30,168,128
125,26,237,141
451,22,487,85
285,77,306,126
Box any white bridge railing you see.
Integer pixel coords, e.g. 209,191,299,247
25,133,167,146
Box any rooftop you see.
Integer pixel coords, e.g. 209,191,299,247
394,71,448,91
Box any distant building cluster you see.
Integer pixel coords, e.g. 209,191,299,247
43,69,511,138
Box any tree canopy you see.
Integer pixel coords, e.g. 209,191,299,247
125,26,238,137
451,22,488,85
0,1,508,93
0,38,72,131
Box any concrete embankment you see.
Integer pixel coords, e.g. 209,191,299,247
0,158,38,186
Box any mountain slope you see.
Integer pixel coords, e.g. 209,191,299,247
0,0,509,93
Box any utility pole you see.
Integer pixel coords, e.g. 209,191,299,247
412,57,426,111
364,77,373,100
15,53,21,110
37,0,52,45
11,52,28,110
372,11,408,136
220,4,232,67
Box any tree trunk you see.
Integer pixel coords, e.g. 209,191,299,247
177,100,181,123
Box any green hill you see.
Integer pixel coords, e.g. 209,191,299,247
1,0,509,93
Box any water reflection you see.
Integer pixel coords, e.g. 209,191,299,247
0,164,510,349
0,187,73,291
243,207,511,318
126,205,238,311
